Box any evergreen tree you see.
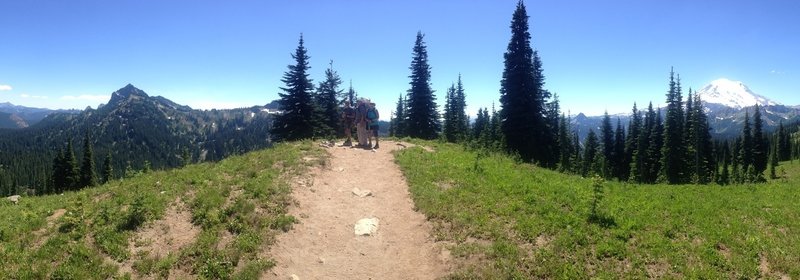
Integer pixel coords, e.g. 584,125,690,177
472,108,488,140
600,112,615,179
455,75,469,141
79,132,98,188
543,94,561,168
614,118,626,180
769,138,779,179
572,132,582,174
489,104,503,150
646,108,664,183
777,121,791,161
732,137,743,183
51,148,66,193
740,111,753,180
271,34,317,142
63,139,79,190
499,1,552,164
405,31,440,139
684,89,697,180
557,113,574,173
691,94,716,183
660,69,686,184
442,84,458,142
102,152,113,183
752,104,767,180
630,103,654,183
624,103,641,181
315,60,343,139
390,94,406,137
718,142,731,185
582,129,599,177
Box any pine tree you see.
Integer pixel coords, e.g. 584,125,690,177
582,129,600,177
390,94,406,137
79,132,98,188
732,138,743,183
572,132,582,174
630,103,654,183
769,138,779,179
455,75,469,141
499,1,551,164
777,121,791,161
51,148,66,193
544,94,561,168
405,31,440,140
472,108,487,141
691,94,716,183
684,89,697,181
751,104,767,180
316,60,343,139
646,108,664,183
719,142,731,185
660,69,686,184
271,34,317,142
102,153,113,183
557,113,574,173
63,139,79,190
624,103,641,181
614,118,626,180
740,111,753,181
442,84,458,142
600,112,615,179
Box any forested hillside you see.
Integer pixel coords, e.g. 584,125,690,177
0,84,273,196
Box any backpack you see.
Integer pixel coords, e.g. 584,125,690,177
366,108,378,121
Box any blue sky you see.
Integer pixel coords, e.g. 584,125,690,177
1,0,798,118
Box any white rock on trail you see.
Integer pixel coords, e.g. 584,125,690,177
6,195,20,204
351,188,372,198
354,218,380,236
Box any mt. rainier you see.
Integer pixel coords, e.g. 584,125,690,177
695,78,778,109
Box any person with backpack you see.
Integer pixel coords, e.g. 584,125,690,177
340,101,355,146
354,99,369,147
366,102,380,149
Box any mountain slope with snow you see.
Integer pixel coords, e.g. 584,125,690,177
696,78,778,109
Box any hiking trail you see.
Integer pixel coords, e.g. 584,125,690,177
266,141,450,279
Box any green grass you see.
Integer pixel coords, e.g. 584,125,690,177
0,140,325,279
394,140,800,279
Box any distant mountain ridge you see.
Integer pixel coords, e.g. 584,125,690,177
572,79,800,140
0,102,80,128
0,84,274,195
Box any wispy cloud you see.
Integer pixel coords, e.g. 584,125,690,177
187,100,253,110
20,94,49,99
60,94,109,102
770,70,785,75
0,84,12,91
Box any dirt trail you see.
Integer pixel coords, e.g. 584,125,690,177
266,141,449,279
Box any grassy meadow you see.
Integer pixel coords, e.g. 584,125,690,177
0,141,325,279
394,140,800,279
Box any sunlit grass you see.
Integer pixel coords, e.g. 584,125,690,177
394,140,800,279
0,140,325,279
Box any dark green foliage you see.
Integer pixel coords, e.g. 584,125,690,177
271,34,317,142
499,1,554,165
79,132,98,188
613,119,626,180
752,104,767,180
454,76,469,141
647,108,664,183
557,114,575,173
623,103,641,181
718,142,731,185
600,112,615,179
582,130,600,177
63,140,79,191
770,138,779,179
442,84,459,142
315,61,343,139
390,94,406,137
740,111,753,181
102,153,113,184
687,93,716,183
660,69,686,184
405,31,440,140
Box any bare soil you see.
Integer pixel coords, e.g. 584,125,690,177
266,141,450,279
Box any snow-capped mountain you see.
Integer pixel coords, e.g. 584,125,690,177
695,78,778,109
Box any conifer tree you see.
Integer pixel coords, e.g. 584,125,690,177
660,69,686,184
557,113,574,173
271,34,317,142
752,104,767,180
624,103,641,181
769,138,779,179
102,153,113,183
405,31,440,139
777,121,791,161
543,94,561,168
472,108,487,140
79,132,98,188
63,139,79,190
499,1,552,164
442,84,458,142
51,148,66,193
684,89,697,180
316,61,343,139
732,138,743,183
455,75,469,141
390,94,406,137
630,103,653,183
690,94,716,183
719,142,731,185
572,132,582,174
600,112,615,179
582,129,600,177
646,108,664,183
614,118,626,180
740,111,753,179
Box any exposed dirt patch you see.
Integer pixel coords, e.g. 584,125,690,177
266,141,449,279
717,242,731,259
48,208,67,223
646,261,670,279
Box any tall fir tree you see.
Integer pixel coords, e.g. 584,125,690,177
777,121,791,161
751,104,767,180
614,118,626,180
499,1,552,165
455,75,469,141
472,108,488,141
557,113,574,173
684,89,697,180
660,69,686,184
390,94,406,137
51,148,66,193
623,103,641,181
718,142,731,185
442,84,459,142
691,94,716,183
543,94,561,168
63,139,79,190
315,60,343,138
102,152,113,184
405,31,440,139
630,103,653,183
646,108,664,183
79,132,98,188
740,111,753,179
600,111,615,179
271,34,317,142
582,129,600,177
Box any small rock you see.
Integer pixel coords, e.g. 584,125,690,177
317,257,325,264
354,217,380,236
160,191,166,194
337,167,344,172
351,188,372,198
6,195,20,204
289,274,300,280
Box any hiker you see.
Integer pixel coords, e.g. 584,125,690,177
341,101,355,146
354,98,369,147
366,102,380,149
